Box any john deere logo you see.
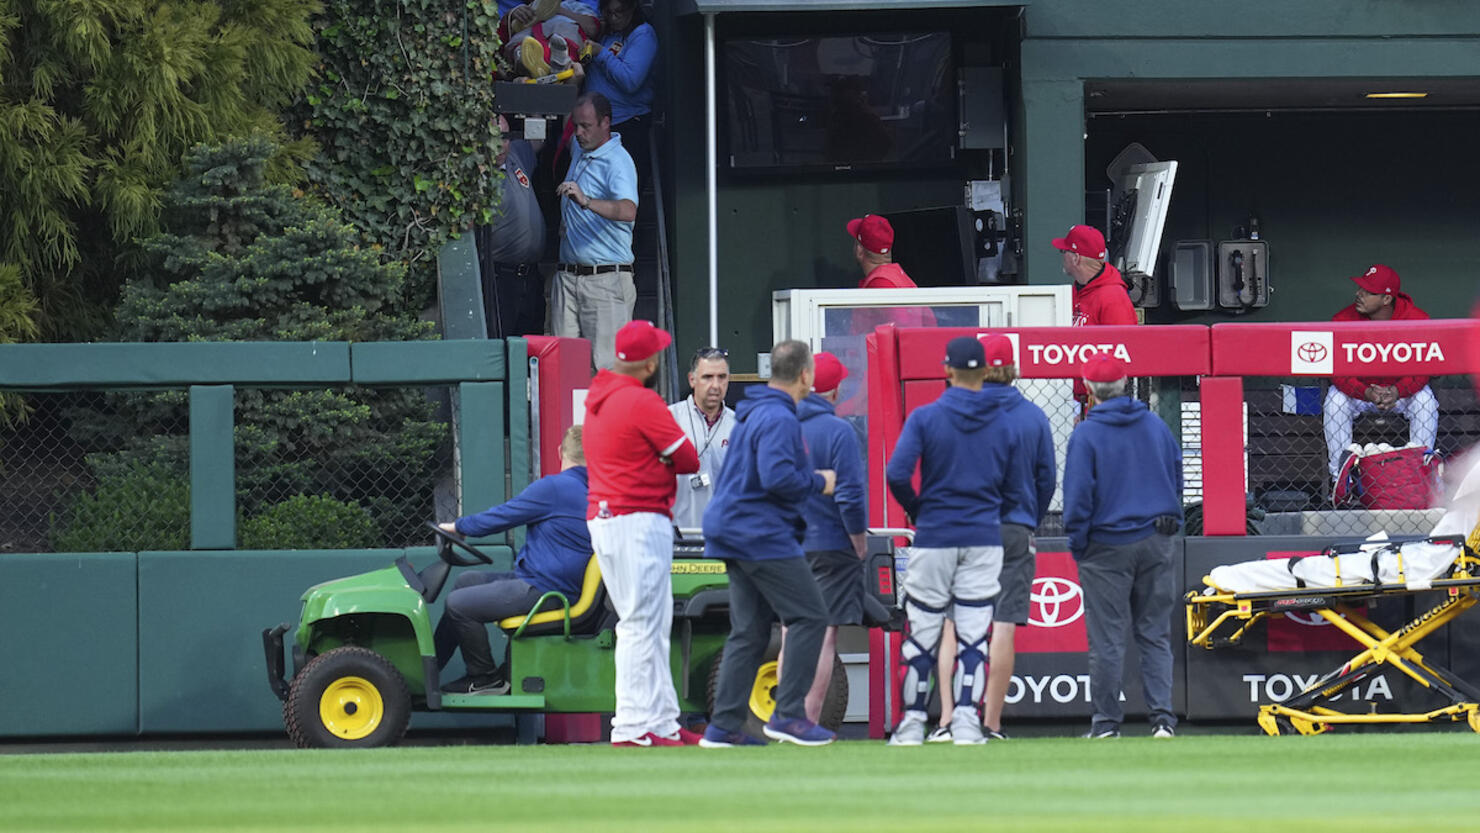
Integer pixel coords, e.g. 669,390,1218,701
672,562,726,574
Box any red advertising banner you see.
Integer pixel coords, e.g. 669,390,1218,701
1211,319,1478,378
1015,551,1088,654
893,325,1211,381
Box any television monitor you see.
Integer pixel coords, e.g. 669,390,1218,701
723,32,955,173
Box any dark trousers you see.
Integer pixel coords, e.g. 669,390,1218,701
1077,535,1177,730
475,229,545,339
614,114,651,190
433,570,543,677
711,557,828,732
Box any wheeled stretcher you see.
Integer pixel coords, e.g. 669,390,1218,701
1186,522,1480,736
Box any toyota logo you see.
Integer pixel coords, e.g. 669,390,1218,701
1282,610,1331,627
1029,577,1084,628
1297,342,1328,363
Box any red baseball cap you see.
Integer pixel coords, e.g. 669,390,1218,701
1082,351,1127,382
613,320,671,363
813,351,848,394
1051,225,1108,260
1351,264,1401,296
847,215,894,255
980,334,1015,367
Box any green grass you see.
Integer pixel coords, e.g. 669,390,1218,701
2,734,1477,832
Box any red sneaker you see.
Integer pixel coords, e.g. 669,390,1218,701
675,727,703,746
612,732,683,748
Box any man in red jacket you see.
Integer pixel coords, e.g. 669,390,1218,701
1323,264,1438,482
1055,224,1137,407
583,319,702,747
1055,224,1137,327
848,214,935,333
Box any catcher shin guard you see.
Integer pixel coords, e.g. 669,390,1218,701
900,594,948,712
951,596,995,710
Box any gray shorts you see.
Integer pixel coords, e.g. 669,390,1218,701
806,549,865,626
994,524,1036,625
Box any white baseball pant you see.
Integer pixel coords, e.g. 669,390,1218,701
588,511,680,742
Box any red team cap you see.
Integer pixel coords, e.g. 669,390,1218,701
1082,351,1127,382
1051,224,1108,260
979,334,1015,367
847,215,894,255
613,320,672,362
1351,263,1401,296
812,351,848,393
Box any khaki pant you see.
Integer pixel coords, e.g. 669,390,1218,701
550,267,635,370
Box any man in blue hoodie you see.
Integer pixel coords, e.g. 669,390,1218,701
701,340,839,748
434,425,592,694
885,336,1014,746
1063,352,1182,739
796,351,868,725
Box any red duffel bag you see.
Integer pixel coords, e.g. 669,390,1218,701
1335,446,1442,510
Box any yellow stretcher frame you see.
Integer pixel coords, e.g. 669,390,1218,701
1185,525,1480,736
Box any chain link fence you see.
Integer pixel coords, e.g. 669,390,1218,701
1237,376,1471,537
0,386,452,554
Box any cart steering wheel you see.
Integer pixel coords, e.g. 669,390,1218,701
425,521,494,567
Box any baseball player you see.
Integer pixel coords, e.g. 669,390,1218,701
885,336,1013,746
583,320,701,747
795,351,868,724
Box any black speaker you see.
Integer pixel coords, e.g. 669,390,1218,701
880,206,975,287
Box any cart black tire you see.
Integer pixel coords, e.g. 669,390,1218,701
284,646,411,749
705,634,849,736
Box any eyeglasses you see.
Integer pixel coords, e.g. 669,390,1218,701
694,347,729,360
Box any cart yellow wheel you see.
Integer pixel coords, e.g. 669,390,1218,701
319,676,384,740
748,661,780,723
284,646,411,748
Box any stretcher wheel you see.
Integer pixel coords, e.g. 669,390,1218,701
1468,708,1480,735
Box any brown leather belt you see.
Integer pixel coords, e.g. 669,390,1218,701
559,263,632,276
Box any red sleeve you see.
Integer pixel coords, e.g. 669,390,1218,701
1332,376,1368,399
634,392,700,474
1393,375,1430,398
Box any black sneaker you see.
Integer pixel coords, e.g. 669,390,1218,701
985,728,1010,741
441,673,509,695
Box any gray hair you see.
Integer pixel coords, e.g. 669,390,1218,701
1086,378,1127,401
770,340,812,384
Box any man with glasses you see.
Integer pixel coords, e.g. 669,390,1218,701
669,347,735,532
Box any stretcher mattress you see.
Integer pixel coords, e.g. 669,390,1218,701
1206,450,1480,594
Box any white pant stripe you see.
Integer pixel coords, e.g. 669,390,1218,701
588,512,680,742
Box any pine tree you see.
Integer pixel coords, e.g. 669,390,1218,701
0,0,317,340
56,135,448,551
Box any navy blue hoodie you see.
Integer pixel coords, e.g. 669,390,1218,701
798,394,867,553
1062,396,1182,557
996,386,1057,530
885,385,1013,548
703,386,825,561
454,466,592,598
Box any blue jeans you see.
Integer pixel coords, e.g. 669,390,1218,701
433,571,543,677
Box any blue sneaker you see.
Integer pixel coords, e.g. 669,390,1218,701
699,724,766,748
763,716,836,746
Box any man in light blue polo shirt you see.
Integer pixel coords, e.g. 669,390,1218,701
554,92,638,370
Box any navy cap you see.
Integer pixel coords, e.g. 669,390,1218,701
944,336,985,369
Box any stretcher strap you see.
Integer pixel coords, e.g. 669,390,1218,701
1286,556,1307,589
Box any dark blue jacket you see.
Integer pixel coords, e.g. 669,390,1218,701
798,394,867,553
703,386,825,561
454,467,591,598
885,385,1013,548
997,386,1057,530
1062,396,1182,557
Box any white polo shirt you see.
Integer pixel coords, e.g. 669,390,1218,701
667,397,735,531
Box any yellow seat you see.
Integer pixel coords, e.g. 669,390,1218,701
496,555,605,636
